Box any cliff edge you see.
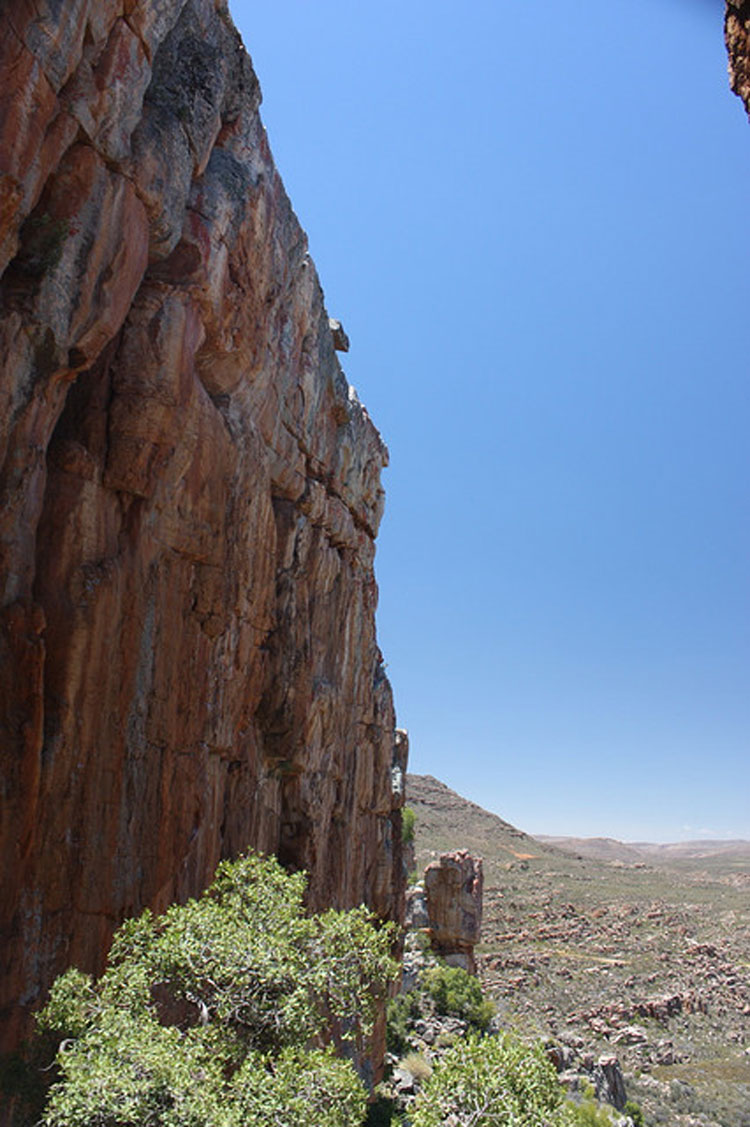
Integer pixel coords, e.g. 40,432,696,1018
0,0,406,1051
726,0,750,116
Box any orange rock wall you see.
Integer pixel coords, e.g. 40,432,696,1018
0,0,405,1050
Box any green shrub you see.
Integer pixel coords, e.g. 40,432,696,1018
35,853,399,1127
385,990,421,1055
401,807,416,845
365,1094,402,1126
563,1097,620,1125
410,1030,570,1127
623,1099,645,1126
423,964,495,1032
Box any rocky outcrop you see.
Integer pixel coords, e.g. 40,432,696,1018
550,1045,629,1114
404,883,429,931
0,0,405,1052
424,850,483,974
726,1,750,116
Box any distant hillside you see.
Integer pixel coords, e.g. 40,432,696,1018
536,835,750,872
406,772,750,1127
406,773,750,881
534,835,647,864
405,774,573,884
406,773,543,857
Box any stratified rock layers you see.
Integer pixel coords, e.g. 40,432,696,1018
0,0,405,1049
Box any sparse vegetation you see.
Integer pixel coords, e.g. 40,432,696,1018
398,1051,432,1082
401,806,416,845
564,1096,621,1126
408,772,750,1127
623,1099,644,1126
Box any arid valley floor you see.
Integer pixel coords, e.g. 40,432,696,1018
408,774,750,1127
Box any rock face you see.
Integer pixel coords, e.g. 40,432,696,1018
424,850,483,974
0,0,406,1053
404,884,429,931
726,1,750,116
593,1056,627,1112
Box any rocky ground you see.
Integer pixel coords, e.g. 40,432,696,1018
381,931,634,1125
407,774,750,1127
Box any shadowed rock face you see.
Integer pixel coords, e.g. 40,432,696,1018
0,0,405,1051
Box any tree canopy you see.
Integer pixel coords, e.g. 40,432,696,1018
36,853,398,1127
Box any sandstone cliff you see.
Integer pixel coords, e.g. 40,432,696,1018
0,0,406,1052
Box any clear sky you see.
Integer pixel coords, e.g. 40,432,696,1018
229,0,749,843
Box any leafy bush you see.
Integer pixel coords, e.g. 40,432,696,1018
385,990,421,1055
563,1097,620,1126
364,1094,402,1126
401,807,416,845
423,964,495,1031
623,1099,645,1126
36,853,399,1127
410,1030,570,1127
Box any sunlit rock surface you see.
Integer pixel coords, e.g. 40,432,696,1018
0,0,405,1051
424,850,484,975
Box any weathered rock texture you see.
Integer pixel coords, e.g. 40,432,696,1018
404,883,429,931
726,0,750,116
424,850,483,974
0,0,406,1053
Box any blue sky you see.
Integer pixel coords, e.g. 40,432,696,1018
229,0,749,842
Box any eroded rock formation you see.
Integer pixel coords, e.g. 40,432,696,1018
0,0,406,1051
424,850,483,974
